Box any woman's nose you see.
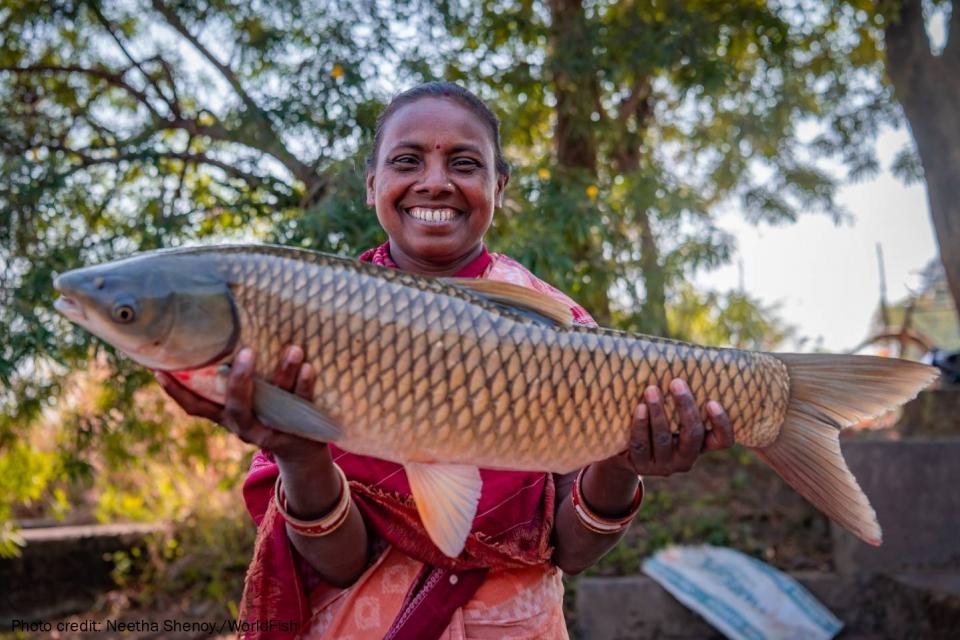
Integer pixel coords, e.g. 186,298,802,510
415,162,453,196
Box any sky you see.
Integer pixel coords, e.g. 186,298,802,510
695,127,939,353
693,8,953,354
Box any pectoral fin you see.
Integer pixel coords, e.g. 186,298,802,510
252,378,342,443
404,462,482,558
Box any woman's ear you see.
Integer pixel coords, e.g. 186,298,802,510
495,174,509,208
365,171,376,207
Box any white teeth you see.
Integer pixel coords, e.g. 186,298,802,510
407,207,458,223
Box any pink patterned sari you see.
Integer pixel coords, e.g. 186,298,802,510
239,243,595,639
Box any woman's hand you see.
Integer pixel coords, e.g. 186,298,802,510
156,345,370,587
615,378,736,477
576,378,735,520
551,378,735,574
155,345,326,464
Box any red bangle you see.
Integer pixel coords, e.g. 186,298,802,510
275,462,352,537
571,466,643,535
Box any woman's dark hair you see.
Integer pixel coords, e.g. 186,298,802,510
365,81,510,178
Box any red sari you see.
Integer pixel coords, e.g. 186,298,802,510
239,243,595,639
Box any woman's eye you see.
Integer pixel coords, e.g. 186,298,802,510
452,158,480,171
390,156,419,167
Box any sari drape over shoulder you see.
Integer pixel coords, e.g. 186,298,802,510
239,242,595,639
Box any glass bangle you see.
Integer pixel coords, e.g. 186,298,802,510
274,462,352,537
571,466,643,535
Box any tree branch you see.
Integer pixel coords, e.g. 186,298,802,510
149,0,325,199
1,64,163,120
155,56,182,118
85,1,178,117
148,151,296,199
43,142,295,202
609,77,654,175
617,76,651,123
165,133,194,220
149,0,260,118
945,0,960,63
3,60,324,205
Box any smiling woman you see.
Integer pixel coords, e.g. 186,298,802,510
147,81,736,640
365,88,509,276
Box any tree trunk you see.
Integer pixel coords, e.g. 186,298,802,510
546,0,671,333
637,208,669,336
885,0,960,325
609,79,669,335
547,0,611,323
547,0,599,174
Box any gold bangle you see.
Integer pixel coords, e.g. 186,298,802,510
274,462,352,537
571,466,643,535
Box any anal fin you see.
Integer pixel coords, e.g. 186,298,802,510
404,462,482,558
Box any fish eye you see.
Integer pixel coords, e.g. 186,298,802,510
112,303,137,324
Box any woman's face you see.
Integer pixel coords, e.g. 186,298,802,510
366,97,508,274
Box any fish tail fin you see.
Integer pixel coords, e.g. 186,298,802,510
754,354,938,546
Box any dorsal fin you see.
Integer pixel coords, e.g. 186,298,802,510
444,278,573,326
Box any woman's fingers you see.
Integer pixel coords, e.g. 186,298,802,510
645,386,673,466
155,371,221,421
223,348,256,427
294,362,316,401
158,348,320,454
671,379,705,470
703,401,735,451
626,402,652,469
221,348,273,446
623,382,733,476
273,345,304,391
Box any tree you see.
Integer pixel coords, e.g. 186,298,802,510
1,0,906,546
0,0,414,550
883,0,960,325
0,0,410,423
432,0,881,336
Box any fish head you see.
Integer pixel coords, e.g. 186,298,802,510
54,252,238,371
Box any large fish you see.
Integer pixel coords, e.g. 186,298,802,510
53,244,937,557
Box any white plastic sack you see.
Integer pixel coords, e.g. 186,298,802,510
642,545,842,640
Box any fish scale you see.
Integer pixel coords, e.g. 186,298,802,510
54,243,939,554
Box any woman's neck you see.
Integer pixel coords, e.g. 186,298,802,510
387,243,485,277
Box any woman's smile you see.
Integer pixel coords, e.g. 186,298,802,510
403,206,463,226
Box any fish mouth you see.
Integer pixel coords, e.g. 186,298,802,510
54,294,87,321
53,276,87,321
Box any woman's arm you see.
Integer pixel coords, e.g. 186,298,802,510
551,380,735,575
274,441,370,589
156,346,369,588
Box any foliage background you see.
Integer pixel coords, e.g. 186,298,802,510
0,0,954,626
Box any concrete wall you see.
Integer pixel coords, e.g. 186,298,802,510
575,436,960,638
832,438,960,575
0,523,162,626
575,572,960,639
